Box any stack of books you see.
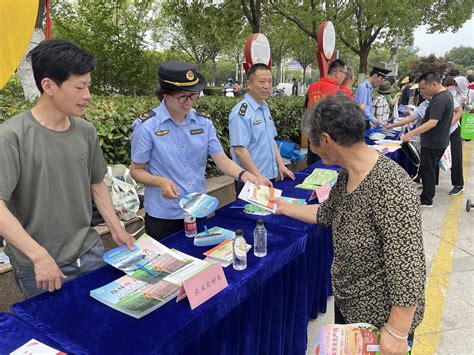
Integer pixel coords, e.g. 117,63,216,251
203,240,251,267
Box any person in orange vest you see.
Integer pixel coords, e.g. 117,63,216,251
304,59,348,165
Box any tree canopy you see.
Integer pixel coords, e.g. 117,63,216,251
52,0,158,95
268,0,472,75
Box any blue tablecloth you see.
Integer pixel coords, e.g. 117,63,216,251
0,313,65,354
364,127,416,176
217,164,336,320
13,216,316,355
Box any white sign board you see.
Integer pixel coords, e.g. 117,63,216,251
250,33,271,65
322,22,336,60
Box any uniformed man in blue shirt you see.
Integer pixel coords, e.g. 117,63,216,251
130,61,260,239
355,67,391,130
229,63,295,195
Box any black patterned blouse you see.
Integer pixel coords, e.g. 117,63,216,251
317,153,426,332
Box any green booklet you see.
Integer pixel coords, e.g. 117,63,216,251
295,168,338,190
90,234,211,318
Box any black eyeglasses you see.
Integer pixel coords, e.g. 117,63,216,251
171,93,200,104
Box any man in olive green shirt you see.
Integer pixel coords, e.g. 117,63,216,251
0,40,134,298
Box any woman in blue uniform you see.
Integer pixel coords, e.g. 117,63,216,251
130,61,264,240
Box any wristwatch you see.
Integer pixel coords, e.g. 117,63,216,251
237,169,247,182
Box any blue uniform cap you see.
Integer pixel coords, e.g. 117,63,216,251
158,61,206,92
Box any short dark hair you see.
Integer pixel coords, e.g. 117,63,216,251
467,74,474,83
448,69,460,77
156,87,179,100
302,96,365,147
418,71,441,84
442,76,457,87
327,59,347,75
247,63,271,81
28,39,96,93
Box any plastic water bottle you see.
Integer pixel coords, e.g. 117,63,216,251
253,219,267,257
184,213,197,238
233,229,247,270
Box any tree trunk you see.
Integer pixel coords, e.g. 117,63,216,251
302,65,307,86
357,46,370,84
18,28,44,102
274,59,281,85
211,58,217,86
251,22,260,33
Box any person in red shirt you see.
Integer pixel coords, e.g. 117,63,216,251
339,67,355,100
304,59,347,164
306,59,347,108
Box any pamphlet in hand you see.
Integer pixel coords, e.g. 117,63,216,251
179,192,219,218
238,181,282,213
91,234,211,318
295,168,338,190
315,323,411,355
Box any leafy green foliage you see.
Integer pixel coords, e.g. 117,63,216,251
202,86,225,96
52,0,158,95
84,95,160,165
268,0,471,74
0,90,305,176
0,74,33,122
408,54,453,74
445,46,474,70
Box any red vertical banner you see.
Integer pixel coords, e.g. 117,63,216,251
45,0,52,40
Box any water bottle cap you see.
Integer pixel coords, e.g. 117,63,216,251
257,219,264,225
235,229,243,236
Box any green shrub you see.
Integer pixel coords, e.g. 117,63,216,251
202,86,224,96
0,90,305,176
0,74,33,122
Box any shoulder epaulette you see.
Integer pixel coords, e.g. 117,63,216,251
139,110,155,123
195,110,211,120
238,103,248,116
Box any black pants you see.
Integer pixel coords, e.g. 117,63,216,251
145,214,205,241
334,302,414,353
450,126,464,187
306,138,321,166
365,120,371,131
306,148,321,166
420,147,445,205
234,178,276,197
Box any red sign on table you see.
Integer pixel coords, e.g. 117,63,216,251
177,262,228,310
309,184,332,203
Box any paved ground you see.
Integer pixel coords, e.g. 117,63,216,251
306,141,474,355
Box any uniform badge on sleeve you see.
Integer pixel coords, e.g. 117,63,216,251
253,120,261,125
155,130,169,136
238,103,248,116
